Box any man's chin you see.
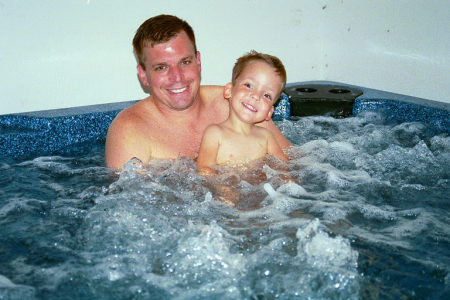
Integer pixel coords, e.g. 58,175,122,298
165,97,196,111
171,102,196,111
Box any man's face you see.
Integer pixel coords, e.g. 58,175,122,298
137,31,202,111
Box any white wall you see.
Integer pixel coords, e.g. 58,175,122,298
320,1,449,101
1,0,448,114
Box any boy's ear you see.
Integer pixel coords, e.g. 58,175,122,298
223,82,233,100
265,106,274,121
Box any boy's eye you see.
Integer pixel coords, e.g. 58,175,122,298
244,83,252,88
264,93,272,101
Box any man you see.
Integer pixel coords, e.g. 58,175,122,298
105,15,291,169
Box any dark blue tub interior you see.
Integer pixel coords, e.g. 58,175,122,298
1,81,449,299
1,81,449,160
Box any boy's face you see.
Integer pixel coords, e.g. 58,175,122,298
225,60,283,124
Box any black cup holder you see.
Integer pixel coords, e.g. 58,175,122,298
285,83,363,118
329,88,351,94
296,87,318,93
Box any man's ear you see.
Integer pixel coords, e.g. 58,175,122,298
137,64,149,86
196,51,202,73
265,106,274,121
223,82,233,100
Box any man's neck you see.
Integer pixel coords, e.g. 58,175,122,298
150,95,204,122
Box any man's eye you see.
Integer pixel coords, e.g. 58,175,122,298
154,65,167,72
182,59,192,65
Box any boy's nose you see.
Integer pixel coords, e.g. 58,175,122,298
251,92,261,101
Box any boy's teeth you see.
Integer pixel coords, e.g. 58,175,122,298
243,103,257,112
170,87,187,93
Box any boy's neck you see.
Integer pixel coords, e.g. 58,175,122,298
224,111,255,134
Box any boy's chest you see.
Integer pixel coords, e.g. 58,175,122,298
217,134,267,164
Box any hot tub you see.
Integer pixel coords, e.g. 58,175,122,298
0,81,448,299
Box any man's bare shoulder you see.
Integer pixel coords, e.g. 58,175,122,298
105,100,153,168
109,101,151,133
199,85,229,122
106,101,153,150
200,84,223,93
200,85,226,104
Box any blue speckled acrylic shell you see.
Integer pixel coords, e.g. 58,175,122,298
1,82,448,159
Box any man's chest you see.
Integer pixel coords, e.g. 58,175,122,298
147,123,205,159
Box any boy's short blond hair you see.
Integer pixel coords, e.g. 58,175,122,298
231,50,287,90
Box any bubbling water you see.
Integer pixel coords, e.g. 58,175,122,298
0,111,448,299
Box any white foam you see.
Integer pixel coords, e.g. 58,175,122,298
0,274,15,288
262,183,311,215
388,209,434,239
347,226,411,249
263,183,278,199
164,222,245,291
18,156,73,173
329,141,356,154
297,139,330,161
296,219,358,269
0,274,36,299
276,182,307,197
354,201,398,221
430,135,450,153
317,205,349,223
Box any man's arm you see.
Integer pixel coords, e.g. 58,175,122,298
260,119,291,149
266,130,287,161
105,112,151,169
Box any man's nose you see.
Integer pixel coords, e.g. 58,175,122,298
169,66,183,81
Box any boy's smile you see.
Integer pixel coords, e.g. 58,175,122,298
226,60,283,124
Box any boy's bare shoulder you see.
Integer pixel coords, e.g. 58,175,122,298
204,123,224,135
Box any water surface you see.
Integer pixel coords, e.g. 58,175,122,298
0,112,448,299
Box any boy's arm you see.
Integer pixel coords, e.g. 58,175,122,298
196,125,221,173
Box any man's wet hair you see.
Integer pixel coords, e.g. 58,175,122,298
133,14,197,69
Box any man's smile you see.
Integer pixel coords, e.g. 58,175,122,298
168,87,188,94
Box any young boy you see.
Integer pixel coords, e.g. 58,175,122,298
197,51,287,172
